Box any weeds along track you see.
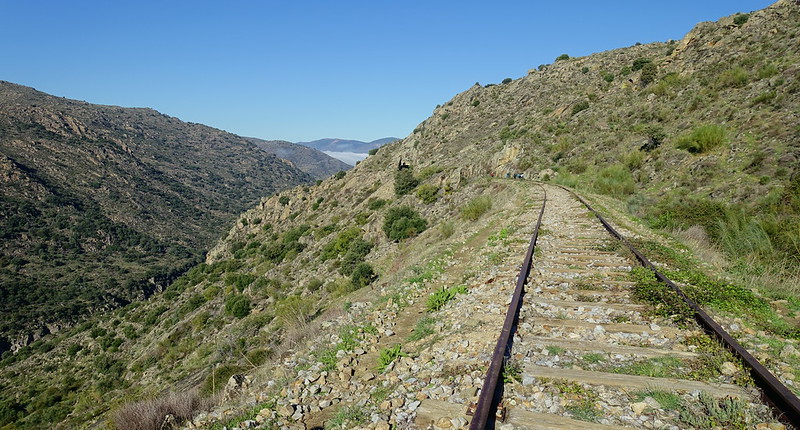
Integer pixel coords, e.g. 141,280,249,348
467,184,799,430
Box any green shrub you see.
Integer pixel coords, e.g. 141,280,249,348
383,206,428,240
224,295,251,319
394,169,419,196
307,278,323,292
675,124,728,153
278,196,289,206
581,67,589,74
751,91,776,106
593,164,635,197
368,147,379,156
339,238,373,276
416,184,440,204
471,100,480,107
367,198,389,210
460,196,492,221
351,263,377,288
555,54,570,61
631,58,652,71
601,71,614,83
640,62,658,86
733,13,749,26
321,227,362,261
571,101,589,116
334,170,346,180
717,67,749,88
502,78,513,84
757,64,778,79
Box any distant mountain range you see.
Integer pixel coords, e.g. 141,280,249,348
246,138,352,179
296,137,398,153
293,137,399,166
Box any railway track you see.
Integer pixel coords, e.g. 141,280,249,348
461,184,800,429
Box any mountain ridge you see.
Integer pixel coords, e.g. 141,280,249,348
296,137,399,153
0,81,313,346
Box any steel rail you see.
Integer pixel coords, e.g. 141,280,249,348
469,186,547,430
565,187,800,426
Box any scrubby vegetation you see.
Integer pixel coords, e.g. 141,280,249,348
383,206,428,241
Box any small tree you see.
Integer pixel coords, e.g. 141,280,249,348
555,54,570,61
278,196,290,206
394,169,419,196
351,263,377,288
631,57,652,71
640,62,658,86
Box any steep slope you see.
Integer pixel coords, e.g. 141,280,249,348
1,2,799,429
246,138,352,179
0,81,313,346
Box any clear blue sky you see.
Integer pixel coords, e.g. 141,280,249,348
1,1,774,142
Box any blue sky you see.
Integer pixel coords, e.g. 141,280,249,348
1,1,774,142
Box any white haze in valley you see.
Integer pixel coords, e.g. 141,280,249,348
323,151,367,166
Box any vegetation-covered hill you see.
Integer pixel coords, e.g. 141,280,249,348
0,81,313,346
1,1,799,429
246,138,352,179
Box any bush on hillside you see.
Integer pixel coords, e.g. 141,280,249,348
383,206,427,240
571,101,589,116
632,57,652,71
734,13,749,26
416,184,440,204
351,263,377,288
716,67,749,88
394,169,419,196
555,54,570,61
224,295,251,319
675,124,727,153
640,62,658,86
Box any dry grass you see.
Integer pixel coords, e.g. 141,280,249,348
674,225,800,297
673,225,727,270
113,389,211,430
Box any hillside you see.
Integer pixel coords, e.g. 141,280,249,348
1,1,799,429
0,82,313,347
246,138,352,179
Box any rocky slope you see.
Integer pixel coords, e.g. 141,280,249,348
0,81,313,346
1,1,799,429
247,138,352,179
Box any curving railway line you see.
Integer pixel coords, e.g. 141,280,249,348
465,184,800,429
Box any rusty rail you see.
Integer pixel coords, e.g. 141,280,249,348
567,188,800,426
469,186,546,429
